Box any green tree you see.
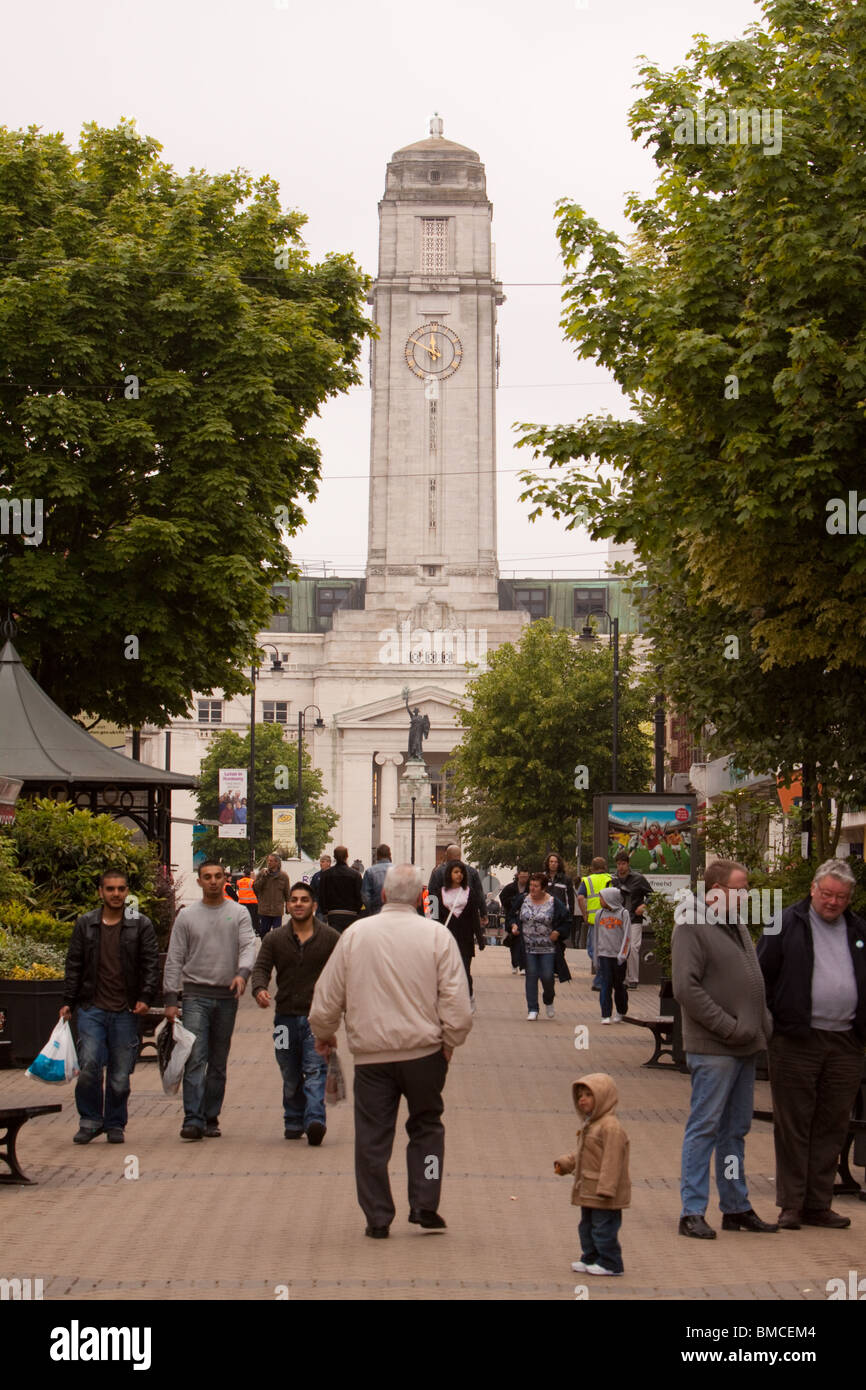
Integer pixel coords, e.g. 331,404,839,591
0,121,373,724
446,620,652,865
517,0,866,857
195,723,337,868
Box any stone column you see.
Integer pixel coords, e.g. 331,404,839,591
374,752,404,845
341,752,373,866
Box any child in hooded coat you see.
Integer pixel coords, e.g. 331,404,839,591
554,1071,630,1275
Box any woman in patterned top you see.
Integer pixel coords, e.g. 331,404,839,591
506,871,572,1021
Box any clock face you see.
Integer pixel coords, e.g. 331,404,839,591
405,322,462,379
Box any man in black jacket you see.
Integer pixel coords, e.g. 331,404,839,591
60,869,159,1145
317,846,363,932
250,882,340,1142
758,859,866,1230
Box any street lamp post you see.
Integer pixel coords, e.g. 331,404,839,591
297,704,325,858
579,611,619,793
410,795,417,864
248,645,283,869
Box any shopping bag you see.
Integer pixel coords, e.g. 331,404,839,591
325,1049,346,1106
155,1017,196,1096
26,1019,80,1084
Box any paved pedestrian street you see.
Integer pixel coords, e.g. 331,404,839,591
2,947,863,1302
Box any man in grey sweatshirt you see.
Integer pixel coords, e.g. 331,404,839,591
672,860,777,1240
164,860,257,1140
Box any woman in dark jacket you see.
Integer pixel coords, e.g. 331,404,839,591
500,868,530,974
544,852,574,983
441,861,486,1012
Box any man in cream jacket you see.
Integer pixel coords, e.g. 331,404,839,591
310,863,472,1238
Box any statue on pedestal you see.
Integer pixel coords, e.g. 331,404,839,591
402,687,430,762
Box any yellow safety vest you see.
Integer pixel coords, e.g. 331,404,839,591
582,872,611,924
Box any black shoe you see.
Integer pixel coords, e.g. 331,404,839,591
591,985,601,992
180,1123,203,1141
106,1128,125,1144
305,1121,326,1146
721,1209,778,1233
802,1208,851,1229
284,1129,303,1140
365,1225,390,1238
73,1127,104,1144
204,1121,221,1138
409,1209,447,1230
679,1214,716,1239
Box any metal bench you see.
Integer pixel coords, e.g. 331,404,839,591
0,1104,62,1185
621,1015,680,1068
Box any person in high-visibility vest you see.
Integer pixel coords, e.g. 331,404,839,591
236,870,259,937
577,857,611,991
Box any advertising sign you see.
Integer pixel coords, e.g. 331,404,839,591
593,793,698,900
271,806,297,856
218,768,248,838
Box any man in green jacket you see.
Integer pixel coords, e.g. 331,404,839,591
250,883,340,1144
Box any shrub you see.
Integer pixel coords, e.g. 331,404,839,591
0,901,72,948
0,928,66,979
0,838,35,904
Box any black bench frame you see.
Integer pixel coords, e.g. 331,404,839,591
0,1105,62,1185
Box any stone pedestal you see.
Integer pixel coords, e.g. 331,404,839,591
391,758,438,871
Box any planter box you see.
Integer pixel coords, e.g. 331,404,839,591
638,931,664,987
0,978,67,1068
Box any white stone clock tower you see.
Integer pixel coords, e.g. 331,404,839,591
365,115,504,615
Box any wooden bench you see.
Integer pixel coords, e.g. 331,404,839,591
0,1105,62,1185
621,1015,680,1068
753,1108,866,1199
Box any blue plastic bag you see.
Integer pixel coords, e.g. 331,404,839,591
26,1018,80,1084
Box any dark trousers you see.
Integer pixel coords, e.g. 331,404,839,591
555,937,572,983
353,1051,449,1228
598,956,628,1019
507,931,525,970
327,910,358,934
458,944,474,998
578,1206,623,1274
768,1028,863,1212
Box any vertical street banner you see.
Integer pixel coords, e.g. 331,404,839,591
271,806,297,856
218,768,248,838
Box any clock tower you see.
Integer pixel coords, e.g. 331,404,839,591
365,116,504,615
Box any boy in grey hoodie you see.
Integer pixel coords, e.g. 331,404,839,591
594,886,632,1024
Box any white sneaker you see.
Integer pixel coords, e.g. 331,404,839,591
546,1005,555,1019
571,1260,589,1273
527,1011,538,1021
584,1263,620,1276
612,1012,623,1022
601,1017,611,1025
512,967,519,975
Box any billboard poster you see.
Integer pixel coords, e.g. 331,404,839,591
593,793,697,900
218,768,248,838
271,806,297,856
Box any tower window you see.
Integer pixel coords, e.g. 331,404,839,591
429,170,441,183
316,585,352,618
574,587,608,622
421,218,449,273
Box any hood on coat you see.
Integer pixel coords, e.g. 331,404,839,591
572,1072,619,1123
599,886,623,911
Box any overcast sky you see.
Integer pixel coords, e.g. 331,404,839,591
5,0,763,577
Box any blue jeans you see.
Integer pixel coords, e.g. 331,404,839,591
180,995,238,1131
578,1207,623,1273
273,1013,327,1134
524,952,555,1011
597,956,628,1019
75,1006,141,1132
680,1053,756,1216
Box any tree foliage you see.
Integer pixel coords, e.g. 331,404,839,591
446,620,653,866
194,723,337,868
516,0,866,856
0,121,373,724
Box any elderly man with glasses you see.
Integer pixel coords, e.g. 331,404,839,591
758,859,866,1230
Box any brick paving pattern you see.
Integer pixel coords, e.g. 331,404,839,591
1,947,863,1300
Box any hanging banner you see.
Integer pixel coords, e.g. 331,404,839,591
272,806,297,855
594,793,697,900
218,768,248,838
